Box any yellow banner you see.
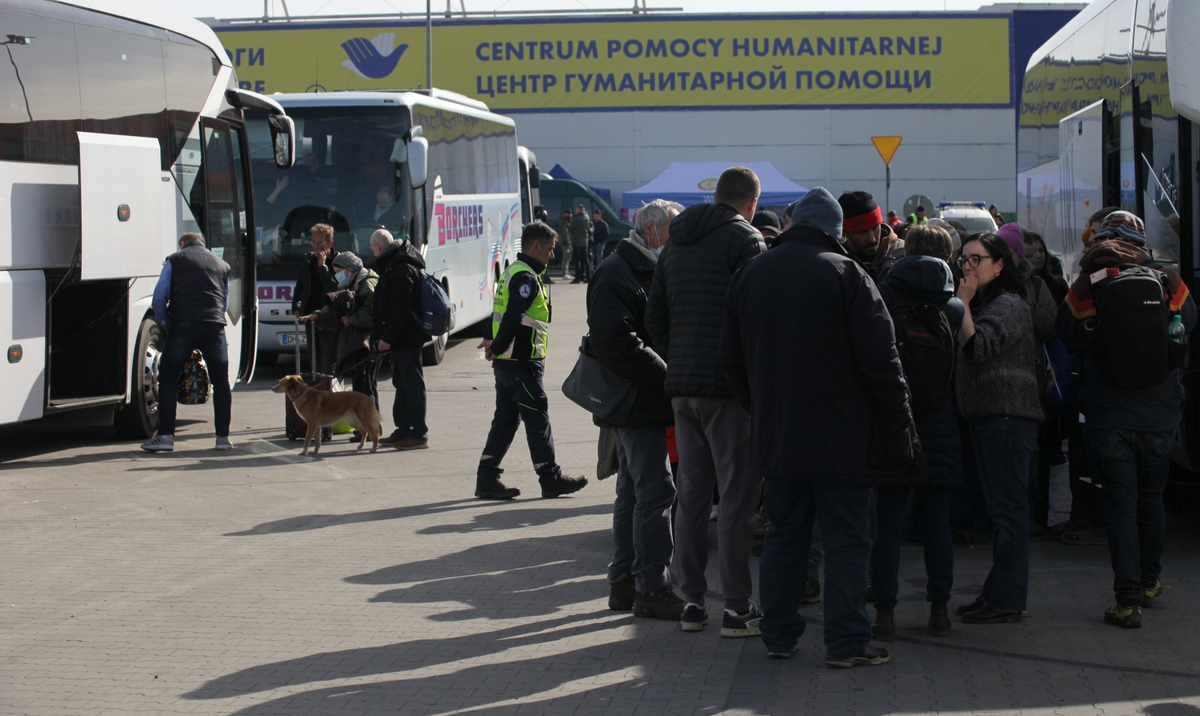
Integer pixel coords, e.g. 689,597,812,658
214,16,1012,111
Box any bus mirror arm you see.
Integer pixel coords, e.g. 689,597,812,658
408,137,429,189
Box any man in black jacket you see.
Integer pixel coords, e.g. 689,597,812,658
721,187,912,667
645,166,766,637
292,222,338,374
588,198,685,621
370,229,430,450
142,233,232,453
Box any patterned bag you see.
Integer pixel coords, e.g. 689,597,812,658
176,350,211,405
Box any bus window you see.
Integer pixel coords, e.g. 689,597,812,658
0,9,82,164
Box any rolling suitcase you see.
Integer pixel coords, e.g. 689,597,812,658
284,322,335,442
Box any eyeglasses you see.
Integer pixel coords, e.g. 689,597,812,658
956,253,994,268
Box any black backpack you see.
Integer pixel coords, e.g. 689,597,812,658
889,294,956,418
1088,264,1180,389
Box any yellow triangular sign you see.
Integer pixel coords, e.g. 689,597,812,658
871,136,903,165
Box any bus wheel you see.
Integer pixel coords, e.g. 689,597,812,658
422,332,447,366
114,317,163,439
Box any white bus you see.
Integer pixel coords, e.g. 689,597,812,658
1017,0,1200,473
248,89,530,365
0,0,293,437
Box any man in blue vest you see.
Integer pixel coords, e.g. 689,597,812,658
475,221,588,500
142,232,232,453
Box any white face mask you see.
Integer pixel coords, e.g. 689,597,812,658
650,245,665,258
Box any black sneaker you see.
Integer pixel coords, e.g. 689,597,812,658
720,605,762,638
680,602,708,632
632,586,685,620
541,474,588,498
872,605,895,642
609,571,635,611
955,596,985,616
827,645,891,669
960,605,1022,624
803,564,821,604
1104,603,1142,628
1144,579,1163,607
475,480,520,500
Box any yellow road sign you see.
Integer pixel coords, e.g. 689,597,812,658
871,136,903,165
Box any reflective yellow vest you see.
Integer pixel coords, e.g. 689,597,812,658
492,261,550,361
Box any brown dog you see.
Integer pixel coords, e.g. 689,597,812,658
271,375,382,455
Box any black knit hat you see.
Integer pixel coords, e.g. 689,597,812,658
838,191,878,219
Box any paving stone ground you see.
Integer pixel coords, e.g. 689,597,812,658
3,282,1200,716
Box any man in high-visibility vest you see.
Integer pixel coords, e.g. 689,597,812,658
475,221,589,500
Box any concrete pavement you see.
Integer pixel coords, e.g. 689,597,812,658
2,280,1200,716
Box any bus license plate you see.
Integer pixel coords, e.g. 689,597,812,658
280,333,308,346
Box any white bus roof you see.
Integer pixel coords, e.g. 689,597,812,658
54,0,231,68
268,91,516,128
1024,0,1121,74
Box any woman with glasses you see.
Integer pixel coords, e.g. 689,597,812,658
953,232,1044,624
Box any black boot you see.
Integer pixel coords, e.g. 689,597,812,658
541,474,588,498
873,604,895,642
929,600,951,637
475,478,520,500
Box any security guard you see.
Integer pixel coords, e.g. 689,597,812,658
475,221,589,500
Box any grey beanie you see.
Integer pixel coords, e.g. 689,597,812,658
332,251,363,273
791,187,843,240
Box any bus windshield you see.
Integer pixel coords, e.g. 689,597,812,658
248,106,412,266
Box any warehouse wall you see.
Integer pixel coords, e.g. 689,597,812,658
512,106,1016,215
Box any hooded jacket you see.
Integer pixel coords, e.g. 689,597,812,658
315,269,378,373
646,202,766,399
586,238,673,428
880,256,964,487
1055,240,1197,431
372,240,428,350
721,225,915,485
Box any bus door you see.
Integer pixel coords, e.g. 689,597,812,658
196,117,255,384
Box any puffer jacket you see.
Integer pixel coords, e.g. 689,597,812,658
585,238,673,428
372,240,427,350
646,203,765,398
880,255,964,487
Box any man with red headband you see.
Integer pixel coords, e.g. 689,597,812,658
839,191,905,284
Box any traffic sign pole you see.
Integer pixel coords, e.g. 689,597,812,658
870,136,903,218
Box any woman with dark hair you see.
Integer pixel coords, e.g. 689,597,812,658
1026,231,1069,305
953,232,1044,624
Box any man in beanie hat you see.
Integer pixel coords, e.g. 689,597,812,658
722,187,915,667
1056,209,1196,628
298,252,380,406
839,191,905,283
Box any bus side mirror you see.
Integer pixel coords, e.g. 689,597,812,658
268,115,295,169
529,165,540,189
408,137,428,188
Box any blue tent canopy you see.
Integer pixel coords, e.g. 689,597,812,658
622,162,808,209
547,163,613,206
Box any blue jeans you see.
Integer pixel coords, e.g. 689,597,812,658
156,321,231,438
760,479,872,660
609,428,676,593
871,486,954,606
1084,425,1174,605
969,417,1039,612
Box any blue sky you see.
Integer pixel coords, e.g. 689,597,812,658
161,0,1087,20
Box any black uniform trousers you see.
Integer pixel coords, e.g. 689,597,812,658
478,361,561,485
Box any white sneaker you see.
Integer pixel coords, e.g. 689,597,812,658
141,435,174,453
215,437,233,450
